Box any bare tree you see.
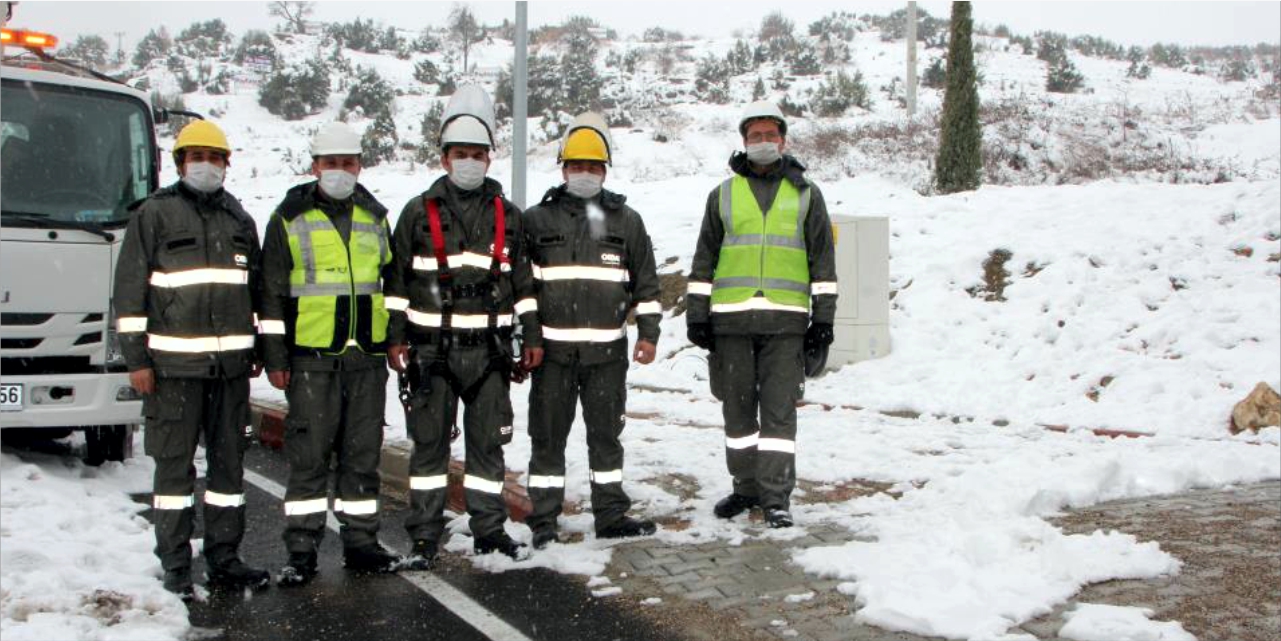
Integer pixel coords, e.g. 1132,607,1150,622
448,4,481,74
270,1,314,35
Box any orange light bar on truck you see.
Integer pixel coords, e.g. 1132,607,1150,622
1,29,59,49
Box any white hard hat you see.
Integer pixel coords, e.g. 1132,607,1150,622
440,115,492,149
310,121,362,156
440,84,496,148
738,101,787,137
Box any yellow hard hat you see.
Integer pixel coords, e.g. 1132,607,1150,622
560,127,609,164
173,120,231,158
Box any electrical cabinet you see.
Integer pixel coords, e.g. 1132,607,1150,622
827,215,890,370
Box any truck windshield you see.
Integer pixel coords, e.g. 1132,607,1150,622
1,80,154,227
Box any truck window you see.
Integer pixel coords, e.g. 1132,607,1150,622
1,80,154,226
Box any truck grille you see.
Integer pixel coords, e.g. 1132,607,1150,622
1,338,43,349
1,313,54,326
1,356,95,375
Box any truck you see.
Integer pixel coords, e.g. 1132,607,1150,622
1,16,178,464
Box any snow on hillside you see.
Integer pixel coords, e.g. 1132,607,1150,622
4,14,1278,641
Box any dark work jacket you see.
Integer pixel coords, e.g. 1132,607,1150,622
385,175,541,349
687,153,838,335
524,185,661,365
260,181,392,372
113,182,261,378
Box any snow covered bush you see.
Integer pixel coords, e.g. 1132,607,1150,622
343,66,394,119
361,111,398,167
258,56,330,121
809,69,871,116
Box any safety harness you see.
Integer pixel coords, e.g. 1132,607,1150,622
398,196,520,434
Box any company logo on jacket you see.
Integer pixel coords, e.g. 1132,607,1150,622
601,252,621,266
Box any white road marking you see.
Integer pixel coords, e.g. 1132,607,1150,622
242,469,533,641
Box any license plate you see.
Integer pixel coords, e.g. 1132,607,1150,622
0,383,22,411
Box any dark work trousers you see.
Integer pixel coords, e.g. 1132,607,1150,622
526,354,631,535
403,343,514,544
144,375,251,573
710,333,804,512
282,359,388,555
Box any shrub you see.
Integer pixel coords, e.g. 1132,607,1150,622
175,19,232,60
1046,56,1085,93
416,102,444,164
343,67,394,118
234,30,277,68
361,111,398,167
413,59,441,85
259,57,330,120
132,28,172,69
810,69,870,115
922,57,947,88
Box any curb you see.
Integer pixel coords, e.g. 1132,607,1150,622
250,399,533,522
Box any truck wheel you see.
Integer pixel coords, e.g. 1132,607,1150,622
84,425,132,466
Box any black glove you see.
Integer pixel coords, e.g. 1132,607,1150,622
804,322,834,352
687,322,715,351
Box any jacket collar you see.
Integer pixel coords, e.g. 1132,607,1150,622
538,184,627,212
276,180,387,221
422,174,505,204
728,152,809,189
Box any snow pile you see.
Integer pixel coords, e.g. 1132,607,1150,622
0,453,187,641
1059,603,1197,641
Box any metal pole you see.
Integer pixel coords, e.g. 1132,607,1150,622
906,1,917,118
512,1,528,209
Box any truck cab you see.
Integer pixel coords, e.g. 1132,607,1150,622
1,29,160,463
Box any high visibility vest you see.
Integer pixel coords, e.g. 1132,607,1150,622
285,206,391,353
710,175,812,311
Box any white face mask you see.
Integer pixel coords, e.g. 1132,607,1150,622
745,141,782,165
182,162,225,193
447,158,487,191
318,169,358,200
565,172,603,200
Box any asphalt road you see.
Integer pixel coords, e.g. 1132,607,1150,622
0,437,687,641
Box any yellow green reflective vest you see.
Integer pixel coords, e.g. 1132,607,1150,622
285,205,391,353
711,175,812,310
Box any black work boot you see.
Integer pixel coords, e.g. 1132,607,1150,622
276,552,318,587
399,539,438,571
473,531,529,561
531,527,559,550
344,544,402,574
764,508,794,528
597,516,657,540
713,493,759,519
206,558,270,590
163,568,194,602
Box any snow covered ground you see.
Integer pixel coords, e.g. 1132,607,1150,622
4,15,1280,641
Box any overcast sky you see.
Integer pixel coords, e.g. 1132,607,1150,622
8,1,1281,51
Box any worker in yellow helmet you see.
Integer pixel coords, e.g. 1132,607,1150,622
521,112,662,549
113,119,269,600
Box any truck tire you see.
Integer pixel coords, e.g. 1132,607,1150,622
84,425,132,466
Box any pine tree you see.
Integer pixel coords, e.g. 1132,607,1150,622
934,1,982,194
752,77,767,101
361,110,398,167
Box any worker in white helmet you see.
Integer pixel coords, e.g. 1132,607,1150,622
385,85,544,567
260,121,402,585
685,101,839,529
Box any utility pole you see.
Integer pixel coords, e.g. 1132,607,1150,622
512,1,528,209
114,31,126,67
906,1,918,117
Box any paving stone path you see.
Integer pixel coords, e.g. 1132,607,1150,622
605,481,1280,641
